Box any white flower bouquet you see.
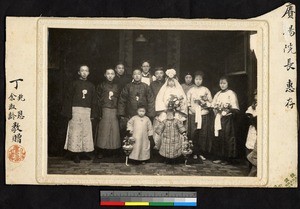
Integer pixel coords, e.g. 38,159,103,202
214,103,232,116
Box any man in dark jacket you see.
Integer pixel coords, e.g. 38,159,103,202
118,68,155,119
114,63,132,91
150,67,165,101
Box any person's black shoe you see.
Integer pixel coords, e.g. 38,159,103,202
97,153,103,159
73,155,80,163
81,154,91,160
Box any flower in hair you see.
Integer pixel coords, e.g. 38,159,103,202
166,69,176,79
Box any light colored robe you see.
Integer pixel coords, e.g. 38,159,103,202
127,115,153,161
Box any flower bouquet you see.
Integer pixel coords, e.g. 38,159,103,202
181,136,193,167
194,94,211,109
122,135,135,166
214,103,232,116
167,94,184,111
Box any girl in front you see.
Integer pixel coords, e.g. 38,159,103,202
212,76,239,165
95,68,121,159
127,105,153,163
62,65,97,163
155,108,187,164
186,71,213,162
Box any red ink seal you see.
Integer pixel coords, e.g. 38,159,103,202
8,145,26,163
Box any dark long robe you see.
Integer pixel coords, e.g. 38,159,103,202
118,81,155,118
95,80,121,149
150,79,164,101
96,80,120,117
114,74,132,92
61,78,97,119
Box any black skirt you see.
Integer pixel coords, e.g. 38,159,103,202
213,114,238,159
189,113,213,155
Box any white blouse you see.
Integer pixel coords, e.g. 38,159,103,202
187,86,212,115
212,89,239,110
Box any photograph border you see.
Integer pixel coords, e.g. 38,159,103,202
36,18,269,187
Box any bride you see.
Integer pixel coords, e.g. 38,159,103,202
153,69,188,148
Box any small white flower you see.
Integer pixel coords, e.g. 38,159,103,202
109,91,114,100
82,89,88,99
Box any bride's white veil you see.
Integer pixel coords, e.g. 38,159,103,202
155,69,187,113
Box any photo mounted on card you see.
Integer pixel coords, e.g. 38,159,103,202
5,3,297,187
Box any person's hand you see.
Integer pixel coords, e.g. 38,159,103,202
129,130,133,134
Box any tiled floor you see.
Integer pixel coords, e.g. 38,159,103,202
48,155,249,176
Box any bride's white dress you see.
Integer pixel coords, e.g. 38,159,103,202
153,78,188,149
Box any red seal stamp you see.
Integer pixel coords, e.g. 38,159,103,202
7,145,26,163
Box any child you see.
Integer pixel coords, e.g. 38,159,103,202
118,68,155,119
62,65,97,163
127,105,153,163
141,60,156,85
212,76,239,165
181,72,195,95
95,68,121,159
155,109,187,162
186,71,213,161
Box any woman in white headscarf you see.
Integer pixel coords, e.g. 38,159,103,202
153,69,188,149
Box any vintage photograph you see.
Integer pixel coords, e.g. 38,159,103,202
47,28,258,177
4,4,296,188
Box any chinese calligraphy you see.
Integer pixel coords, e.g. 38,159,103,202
8,93,26,101
9,78,24,89
285,98,295,109
284,58,295,71
282,3,295,19
8,79,25,143
282,4,296,110
285,79,295,93
283,43,296,54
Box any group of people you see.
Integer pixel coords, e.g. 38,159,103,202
61,61,257,174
